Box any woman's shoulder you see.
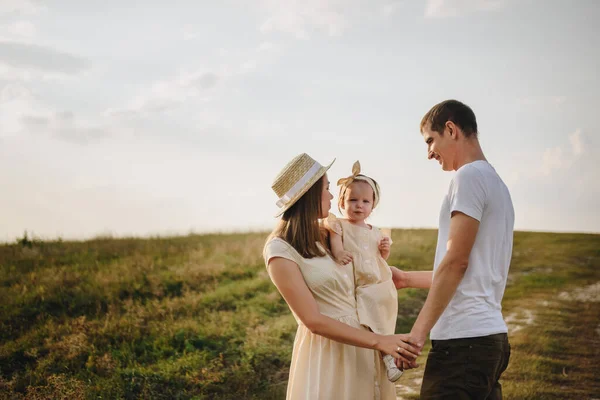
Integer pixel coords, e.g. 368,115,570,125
264,236,294,255
263,237,303,269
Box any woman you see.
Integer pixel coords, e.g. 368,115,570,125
263,153,419,400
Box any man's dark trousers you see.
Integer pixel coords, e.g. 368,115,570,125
420,333,511,400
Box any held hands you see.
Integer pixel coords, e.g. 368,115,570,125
376,334,421,366
379,237,391,260
395,331,426,370
333,250,353,265
396,358,419,370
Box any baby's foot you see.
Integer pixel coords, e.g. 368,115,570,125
382,354,403,382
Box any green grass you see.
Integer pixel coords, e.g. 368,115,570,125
0,230,598,399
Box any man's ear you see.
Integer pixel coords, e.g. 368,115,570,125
446,121,458,139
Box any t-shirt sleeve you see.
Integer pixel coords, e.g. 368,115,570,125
263,238,299,269
448,165,487,222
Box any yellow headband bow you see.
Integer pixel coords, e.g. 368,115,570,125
337,161,380,208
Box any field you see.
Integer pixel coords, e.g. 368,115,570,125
1,230,598,399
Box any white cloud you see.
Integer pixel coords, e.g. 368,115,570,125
0,0,44,16
259,0,350,38
107,70,220,117
0,2,42,43
540,146,563,176
382,1,405,17
21,110,111,144
258,41,275,51
0,20,37,41
569,128,583,156
0,61,79,83
107,37,276,119
196,72,219,89
522,129,586,178
506,128,598,233
181,24,200,41
516,95,566,107
424,0,506,19
0,82,110,143
241,59,257,72
0,81,30,102
0,82,45,136
244,118,287,139
0,41,89,74
7,20,35,38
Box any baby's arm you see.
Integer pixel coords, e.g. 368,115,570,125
331,231,353,265
323,213,352,265
379,237,391,260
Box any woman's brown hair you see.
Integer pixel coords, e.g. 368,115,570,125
267,176,328,258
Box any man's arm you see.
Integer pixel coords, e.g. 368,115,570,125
409,211,480,348
390,266,433,289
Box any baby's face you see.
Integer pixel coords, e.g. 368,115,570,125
342,181,374,223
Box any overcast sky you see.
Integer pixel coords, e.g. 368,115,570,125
1,0,598,241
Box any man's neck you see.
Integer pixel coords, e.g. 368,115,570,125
454,138,486,171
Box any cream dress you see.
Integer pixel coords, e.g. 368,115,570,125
264,237,396,400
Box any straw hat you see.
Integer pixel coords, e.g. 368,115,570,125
272,153,335,217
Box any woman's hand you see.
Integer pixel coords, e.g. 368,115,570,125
333,250,353,265
376,333,421,364
379,237,391,260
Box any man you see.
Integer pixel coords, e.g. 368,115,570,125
409,99,515,399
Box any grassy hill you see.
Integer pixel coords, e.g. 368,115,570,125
1,230,598,399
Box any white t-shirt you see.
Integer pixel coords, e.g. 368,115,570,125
430,160,515,340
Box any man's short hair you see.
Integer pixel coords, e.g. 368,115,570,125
420,100,478,138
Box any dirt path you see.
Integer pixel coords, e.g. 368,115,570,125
395,281,600,400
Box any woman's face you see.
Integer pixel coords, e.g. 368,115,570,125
320,174,334,219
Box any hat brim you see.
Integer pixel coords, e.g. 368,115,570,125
274,158,335,218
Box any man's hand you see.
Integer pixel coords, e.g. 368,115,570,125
390,266,408,289
408,330,427,354
379,237,391,260
391,333,423,370
393,332,426,371
395,358,419,370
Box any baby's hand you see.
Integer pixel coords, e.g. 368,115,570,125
334,250,353,265
379,237,391,259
